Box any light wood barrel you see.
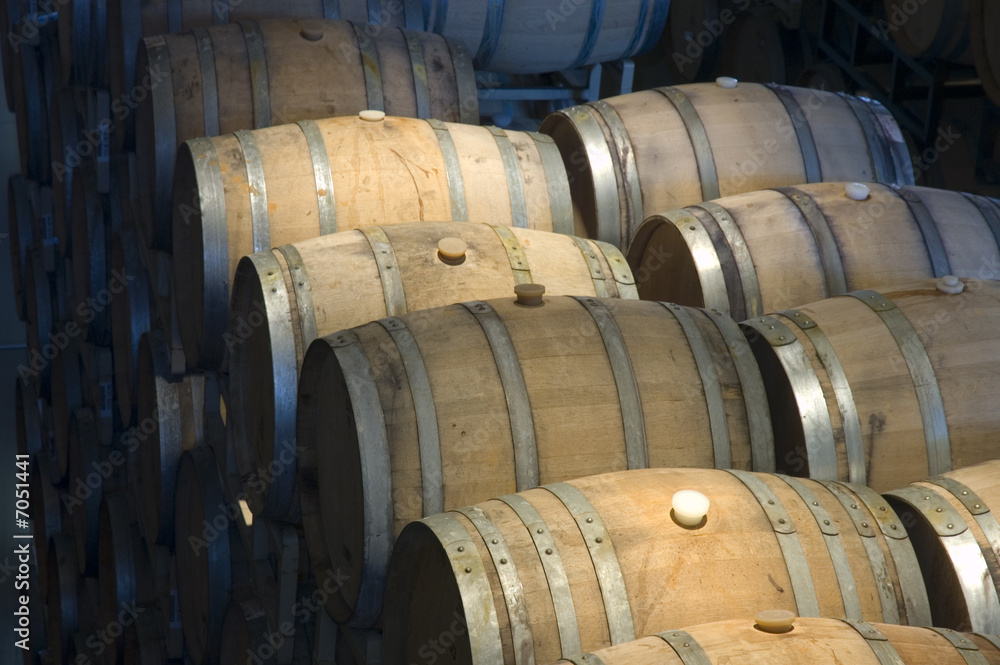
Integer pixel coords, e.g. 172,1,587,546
133,330,206,548
550,617,1000,665
885,460,1000,633
175,446,248,665
111,229,152,427
67,407,104,576
46,532,78,665
538,82,913,247
299,296,776,627
884,0,973,64
135,18,476,251
230,221,637,520
383,468,931,664
627,183,1000,321
426,0,668,73
99,491,156,665
173,113,574,369
107,0,420,152
742,279,1000,492
971,0,1000,108
123,607,168,665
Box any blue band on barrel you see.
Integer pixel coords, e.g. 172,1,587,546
570,0,606,69
474,0,505,69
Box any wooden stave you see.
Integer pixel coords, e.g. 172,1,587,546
69,163,112,345
31,451,64,601
23,245,68,398
13,20,56,182
538,82,914,249
49,335,85,482
742,279,1000,492
228,221,636,521
297,296,775,627
45,532,79,665
626,183,1000,322
383,468,931,664
8,174,35,320
66,406,105,577
172,113,573,370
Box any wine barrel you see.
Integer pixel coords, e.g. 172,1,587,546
884,0,973,64
67,407,105,576
49,88,83,256
885,460,1000,633
107,0,422,152
426,0,668,73
13,21,55,181
69,164,112,344
15,376,44,457
80,342,115,447
133,330,206,548
219,596,313,665
742,278,1000,491
19,538,48,665
549,616,1000,665
123,607,168,665
717,7,811,86
111,229,152,427
1,0,20,111
136,18,476,251
659,0,735,82
23,246,68,396
298,295,775,627
99,491,156,665
627,183,1000,321
50,337,85,482
173,113,574,369
230,222,637,520
46,532,79,665
31,452,63,597
8,175,35,320
175,446,249,665
971,0,1000,108
150,545,185,660
57,0,109,86
538,82,913,247
383,468,931,664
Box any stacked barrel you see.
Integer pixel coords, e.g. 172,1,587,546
5,1,1000,665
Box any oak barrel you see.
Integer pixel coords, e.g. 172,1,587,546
885,460,1000,633
742,278,1000,491
66,406,105,577
971,0,1000,108
31,452,63,596
426,0,668,73
107,0,420,151
550,616,1000,665
13,21,55,182
122,607,168,665
133,330,206,548
298,296,776,626
135,18,477,250
111,229,152,427
883,0,973,64
23,246,67,397
8,174,35,320
658,0,735,82
627,183,1000,321
69,163,112,344
538,82,913,247
46,532,78,665
98,491,156,665
383,468,931,664
173,113,574,369
230,222,636,520
175,446,248,665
